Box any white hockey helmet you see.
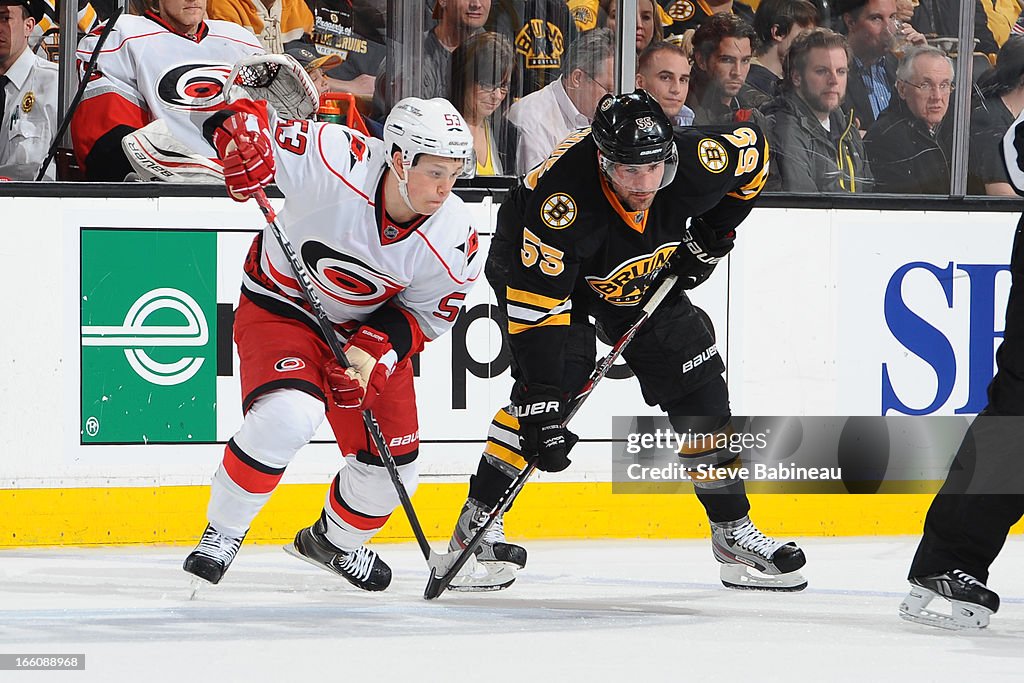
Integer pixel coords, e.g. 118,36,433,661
384,97,476,178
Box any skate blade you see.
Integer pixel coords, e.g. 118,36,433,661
720,564,808,592
447,558,518,592
283,542,335,574
188,576,203,601
899,588,992,630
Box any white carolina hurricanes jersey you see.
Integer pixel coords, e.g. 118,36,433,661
73,12,263,167
242,118,482,350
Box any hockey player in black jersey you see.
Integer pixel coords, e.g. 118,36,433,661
446,89,807,593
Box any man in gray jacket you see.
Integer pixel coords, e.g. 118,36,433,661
764,27,872,192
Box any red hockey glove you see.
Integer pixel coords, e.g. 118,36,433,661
325,328,398,410
212,111,276,202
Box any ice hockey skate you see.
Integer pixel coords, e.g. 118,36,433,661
899,570,1000,630
284,517,392,591
183,524,246,585
446,497,525,592
711,516,807,591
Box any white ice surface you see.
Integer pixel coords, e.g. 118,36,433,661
1,537,1023,682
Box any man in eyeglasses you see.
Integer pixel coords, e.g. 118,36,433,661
863,44,955,194
507,28,615,173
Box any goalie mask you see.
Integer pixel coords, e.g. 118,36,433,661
384,97,476,212
591,90,678,193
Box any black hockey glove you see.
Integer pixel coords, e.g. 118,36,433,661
513,385,577,473
671,218,736,289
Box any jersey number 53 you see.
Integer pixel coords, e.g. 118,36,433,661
521,228,565,276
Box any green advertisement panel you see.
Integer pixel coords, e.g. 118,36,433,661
81,230,217,443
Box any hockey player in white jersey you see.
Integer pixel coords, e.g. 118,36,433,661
183,97,481,591
70,0,263,181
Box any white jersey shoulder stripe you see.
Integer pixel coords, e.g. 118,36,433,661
316,125,375,203
413,230,479,286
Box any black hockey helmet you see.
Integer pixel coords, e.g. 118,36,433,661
591,90,675,165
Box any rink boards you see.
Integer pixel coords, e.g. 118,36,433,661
1,195,1022,545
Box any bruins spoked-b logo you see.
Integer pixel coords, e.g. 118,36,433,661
585,245,678,306
698,139,729,173
666,0,695,22
541,193,577,229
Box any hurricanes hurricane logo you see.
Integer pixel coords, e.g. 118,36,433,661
302,241,405,306
698,139,729,173
81,288,209,386
515,19,565,70
585,245,678,306
541,193,577,229
157,63,233,111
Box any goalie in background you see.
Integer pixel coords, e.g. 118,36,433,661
444,90,807,593
899,107,1024,631
70,0,263,181
183,96,481,592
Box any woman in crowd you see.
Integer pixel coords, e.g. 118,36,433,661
449,31,518,176
970,36,1024,196
601,0,665,55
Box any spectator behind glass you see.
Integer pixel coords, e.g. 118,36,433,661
635,40,694,125
970,36,1024,196
602,0,663,54
840,0,926,132
764,27,871,192
206,0,313,53
487,0,580,96
449,31,517,176
507,27,614,173
864,45,957,194
0,0,56,180
423,0,490,99
749,0,818,101
687,12,763,123
909,0,998,55
661,0,755,41
306,0,385,97
286,44,342,95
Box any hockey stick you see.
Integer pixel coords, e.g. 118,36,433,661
36,6,124,181
423,271,681,599
250,189,440,565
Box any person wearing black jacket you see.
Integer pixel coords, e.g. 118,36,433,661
864,44,959,194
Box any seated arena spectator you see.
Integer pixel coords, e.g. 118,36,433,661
286,44,341,95
0,0,57,181
488,0,579,95
909,0,998,55
507,27,614,173
969,36,1024,196
661,0,755,42
747,0,818,101
864,45,955,194
423,0,490,99
449,31,517,176
603,0,666,54
841,0,926,132
635,40,694,125
306,0,384,97
763,27,871,192
207,0,312,53
686,12,764,122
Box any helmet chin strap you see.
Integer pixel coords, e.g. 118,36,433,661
388,156,419,215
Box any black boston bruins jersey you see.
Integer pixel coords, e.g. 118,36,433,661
659,0,755,41
490,123,768,388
